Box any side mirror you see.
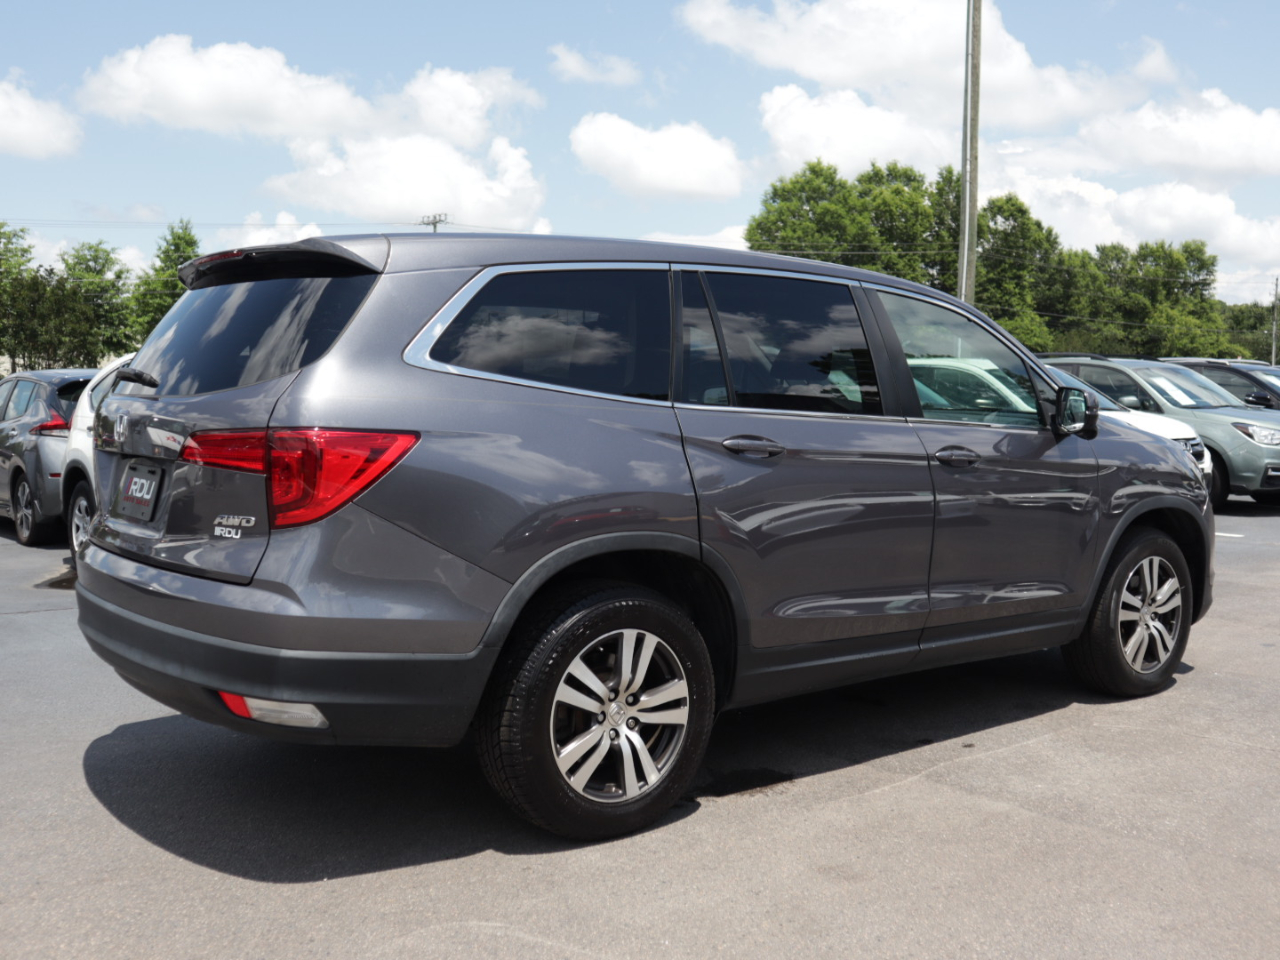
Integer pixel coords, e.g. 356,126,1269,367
1117,394,1142,409
1054,386,1099,438
1244,391,1274,408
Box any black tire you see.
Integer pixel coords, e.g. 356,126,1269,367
65,479,95,565
477,582,715,840
1208,450,1229,511
1063,528,1192,697
11,473,58,547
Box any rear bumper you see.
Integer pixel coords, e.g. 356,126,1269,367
78,581,499,747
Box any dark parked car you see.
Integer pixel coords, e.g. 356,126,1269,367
0,368,96,545
1163,358,1280,411
77,235,1214,839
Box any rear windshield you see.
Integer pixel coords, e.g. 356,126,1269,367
54,381,89,416
120,274,376,397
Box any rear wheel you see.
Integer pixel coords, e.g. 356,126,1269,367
12,474,57,547
477,583,715,840
65,480,95,563
1063,528,1191,697
1208,450,1229,510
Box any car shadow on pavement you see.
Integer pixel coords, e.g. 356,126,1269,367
81,646,1146,881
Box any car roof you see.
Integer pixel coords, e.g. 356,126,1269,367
202,232,975,313
1,368,97,386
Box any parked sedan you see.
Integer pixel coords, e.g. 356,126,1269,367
0,368,97,544
61,355,134,559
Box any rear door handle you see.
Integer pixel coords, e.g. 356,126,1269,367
722,436,786,459
934,447,981,467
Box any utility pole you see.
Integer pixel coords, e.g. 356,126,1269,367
420,213,449,233
957,0,981,304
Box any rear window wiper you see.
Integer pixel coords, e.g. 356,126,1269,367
117,366,160,388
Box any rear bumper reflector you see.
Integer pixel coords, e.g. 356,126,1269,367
217,691,329,729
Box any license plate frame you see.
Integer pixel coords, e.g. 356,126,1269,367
116,461,163,522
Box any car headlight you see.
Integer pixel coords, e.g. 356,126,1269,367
1233,422,1280,445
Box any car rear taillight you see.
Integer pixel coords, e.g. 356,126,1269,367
31,411,70,438
178,428,418,528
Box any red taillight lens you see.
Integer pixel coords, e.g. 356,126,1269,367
31,412,70,437
180,427,418,528
269,429,418,528
179,431,268,473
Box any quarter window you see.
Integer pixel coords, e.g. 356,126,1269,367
877,292,1041,427
702,272,882,415
431,270,671,401
5,380,37,420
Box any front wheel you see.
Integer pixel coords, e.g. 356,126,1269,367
477,584,715,840
1063,529,1191,697
1208,451,1229,510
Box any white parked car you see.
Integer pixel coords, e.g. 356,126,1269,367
60,354,133,559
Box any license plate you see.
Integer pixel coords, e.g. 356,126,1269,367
117,462,163,522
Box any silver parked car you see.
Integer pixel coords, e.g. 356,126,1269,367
0,368,96,545
60,355,134,559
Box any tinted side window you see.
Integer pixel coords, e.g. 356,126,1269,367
877,292,1040,427
1074,364,1160,412
679,273,729,405
121,274,377,397
432,270,671,401
703,272,881,415
0,381,14,419
1196,366,1255,401
6,380,36,420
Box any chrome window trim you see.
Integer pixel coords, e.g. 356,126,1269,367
673,401,906,424
674,262,859,291
402,261,676,407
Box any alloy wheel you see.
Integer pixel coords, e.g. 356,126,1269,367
1116,555,1183,674
14,479,34,542
70,493,93,553
549,628,690,803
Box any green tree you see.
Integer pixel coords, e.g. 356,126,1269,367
0,221,36,371
923,165,962,295
60,241,132,359
5,266,96,370
847,162,932,284
974,194,1057,351
745,160,866,267
130,219,199,341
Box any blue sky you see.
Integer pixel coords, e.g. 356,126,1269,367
3,0,1279,304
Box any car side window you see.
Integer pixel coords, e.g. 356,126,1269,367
0,381,14,419
876,292,1041,427
5,380,36,420
1196,366,1255,401
1074,365,1160,412
431,269,671,401
89,373,116,412
702,272,882,415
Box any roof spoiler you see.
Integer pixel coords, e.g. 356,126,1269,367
178,236,390,290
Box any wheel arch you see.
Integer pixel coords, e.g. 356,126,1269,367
1090,500,1212,625
60,461,91,516
478,533,747,711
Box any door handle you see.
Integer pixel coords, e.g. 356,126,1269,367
934,447,980,467
722,436,785,458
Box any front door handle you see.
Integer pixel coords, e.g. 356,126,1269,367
722,436,786,459
934,446,981,467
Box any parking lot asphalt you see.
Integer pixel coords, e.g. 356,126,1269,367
2,500,1278,960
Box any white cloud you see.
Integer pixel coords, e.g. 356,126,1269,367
760,84,955,178
549,44,642,85
0,78,81,158
117,245,151,277
268,136,546,229
78,36,548,231
679,0,1166,130
214,212,323,250
570,113,745,199
641,225,748,249
78,35,371,138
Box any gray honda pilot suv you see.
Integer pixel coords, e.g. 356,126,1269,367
77,234,1213,839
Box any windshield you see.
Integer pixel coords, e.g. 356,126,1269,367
1130,364,1244,409
1047,366,1122,411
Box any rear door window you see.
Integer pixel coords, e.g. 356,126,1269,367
1071,364,1161,413
4,380,36,420
700,272,882,415
120,274,377,397
430,269,671,401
